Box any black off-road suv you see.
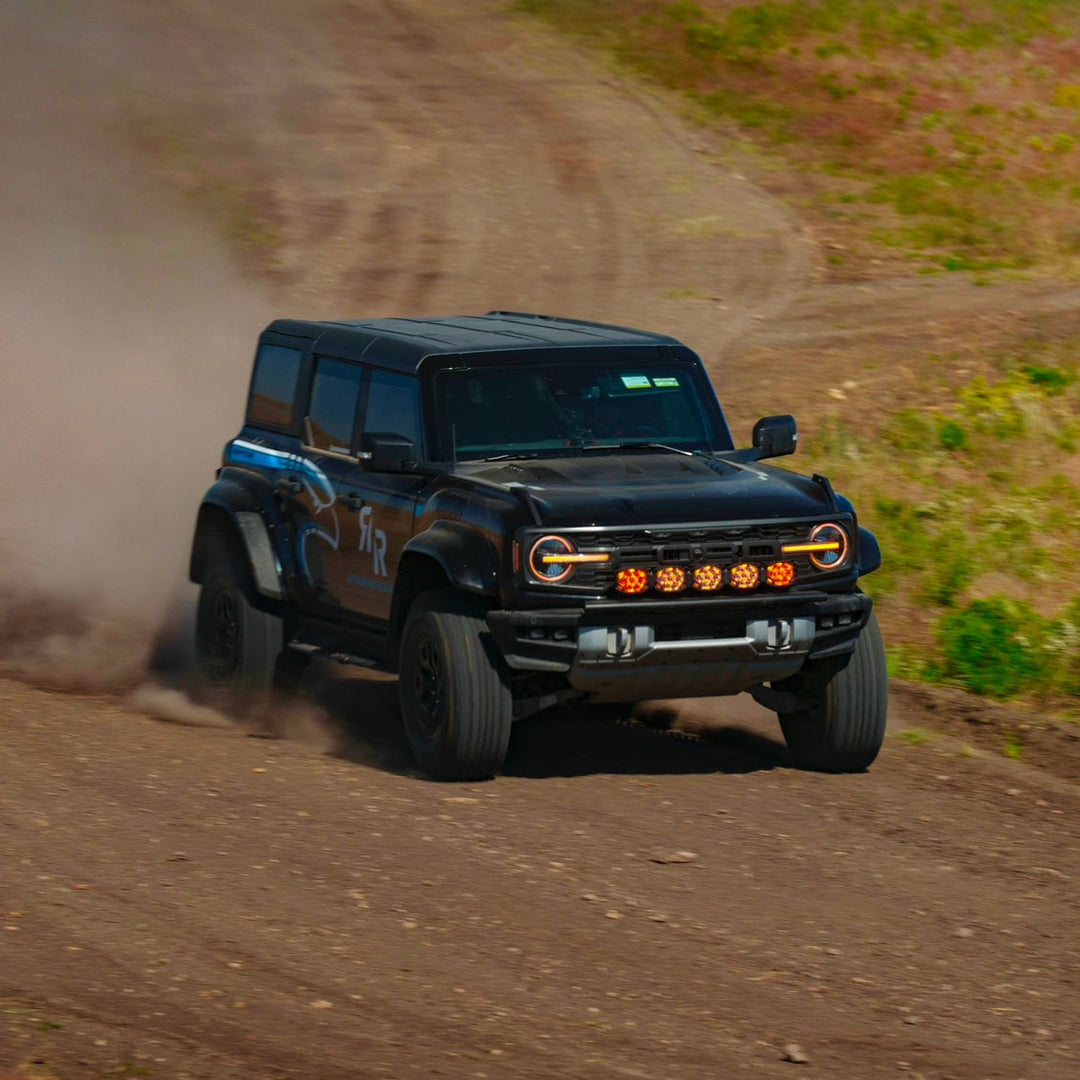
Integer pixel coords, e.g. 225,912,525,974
190,312,886,779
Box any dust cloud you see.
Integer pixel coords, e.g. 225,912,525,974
0,1,271,688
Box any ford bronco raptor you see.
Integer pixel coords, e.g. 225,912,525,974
190,312,886,779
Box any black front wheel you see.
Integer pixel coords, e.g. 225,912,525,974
398,589,512,780
778,610,888,773
194,538,286,705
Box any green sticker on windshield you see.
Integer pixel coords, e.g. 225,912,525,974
621,374,652,389
653,376,680,387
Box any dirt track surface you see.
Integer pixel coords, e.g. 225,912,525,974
3,676,1078,1079
2,1,1079,1078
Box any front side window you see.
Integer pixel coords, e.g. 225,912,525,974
307,357,363,454
365,369,422,449
434,359,722,460
248,344,302,429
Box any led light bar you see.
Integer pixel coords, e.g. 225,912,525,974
541,552,612,564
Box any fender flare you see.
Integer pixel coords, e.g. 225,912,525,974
400,520,500,596
856,526,882,577
190,472,285,600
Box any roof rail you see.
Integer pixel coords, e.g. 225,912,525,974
485,310,672,340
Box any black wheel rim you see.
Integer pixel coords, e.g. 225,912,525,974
205,585,241,681
412,633,444,739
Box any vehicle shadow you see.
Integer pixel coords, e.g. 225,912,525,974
502,707,789,778
310,666,790,779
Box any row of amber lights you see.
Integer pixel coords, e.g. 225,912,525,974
615,561,796,595
525,527,846,586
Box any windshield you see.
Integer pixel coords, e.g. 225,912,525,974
434,358,728,461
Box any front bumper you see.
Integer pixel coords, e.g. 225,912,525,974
487,591,872,702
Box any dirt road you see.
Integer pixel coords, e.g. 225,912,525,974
2,2,1078,1078
3,676,1077,1079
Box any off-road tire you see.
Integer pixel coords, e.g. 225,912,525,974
779,610,888,773
194,534,285,705
399,588,512,780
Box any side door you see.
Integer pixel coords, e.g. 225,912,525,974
235,335,335,611
335,367,426,622
293,355,367,613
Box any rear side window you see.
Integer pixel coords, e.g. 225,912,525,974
365,369,421,449
248,344,302,429
308,358,364,454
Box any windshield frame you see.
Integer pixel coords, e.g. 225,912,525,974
421,346,734,462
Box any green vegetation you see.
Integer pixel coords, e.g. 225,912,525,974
808,336,1080,703
1003,730,1025,759
518,0,1080,275
898,727,932,746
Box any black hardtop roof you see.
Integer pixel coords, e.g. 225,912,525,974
263,311,688,372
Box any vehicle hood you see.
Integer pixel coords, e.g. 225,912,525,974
456,453,836,525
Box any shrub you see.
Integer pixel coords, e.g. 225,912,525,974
938,597,1048,699
1022,363,1073,394
937,418,968,451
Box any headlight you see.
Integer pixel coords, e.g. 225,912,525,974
528,535,577,583
526,535,611,584
808,523,849,570
782,522,850,571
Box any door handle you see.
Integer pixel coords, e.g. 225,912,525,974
343,491,365,512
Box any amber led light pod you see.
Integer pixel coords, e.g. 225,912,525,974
766,561,796,587
616,568,649,595
655,566,687,593
693,564,724,592
729,563,760,589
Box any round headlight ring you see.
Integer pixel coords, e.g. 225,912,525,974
809,522,849,571
528,535,577,584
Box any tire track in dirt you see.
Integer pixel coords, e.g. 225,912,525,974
136,0,806,344
326,0,633,320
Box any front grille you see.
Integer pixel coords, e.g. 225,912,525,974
525,519,851,596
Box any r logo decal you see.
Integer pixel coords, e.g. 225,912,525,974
358,505,389,578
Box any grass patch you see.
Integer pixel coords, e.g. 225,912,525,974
1003,731,1025,759
897,727,932,746
518,0,1080,275
805,334,1080,702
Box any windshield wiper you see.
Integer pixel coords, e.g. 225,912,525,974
479,451,541,462
580,442,695,457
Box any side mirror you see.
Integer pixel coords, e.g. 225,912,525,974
751,414,797,459
362,432,417,473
